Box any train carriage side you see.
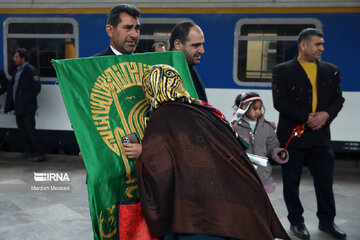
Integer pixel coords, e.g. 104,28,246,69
190,11,360,153
0,7,359,153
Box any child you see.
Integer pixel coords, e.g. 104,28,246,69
231,92,288,193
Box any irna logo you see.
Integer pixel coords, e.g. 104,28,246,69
34,172,70,182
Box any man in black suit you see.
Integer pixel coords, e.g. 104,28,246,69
94,4,141,56
5,48,45,161
169,21,208,102
272,28,346,239
94,4,142,158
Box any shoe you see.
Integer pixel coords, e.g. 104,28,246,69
290,223,310,239
33,154,46,162
319,223,346,239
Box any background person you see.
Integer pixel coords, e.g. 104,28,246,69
4,48,45,162
137,64,290,240
169,21,208,102
151,41,167,52
272,28,346,240
231,92,288,193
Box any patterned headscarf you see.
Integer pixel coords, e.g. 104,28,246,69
142,64,200,114
142,64,249,149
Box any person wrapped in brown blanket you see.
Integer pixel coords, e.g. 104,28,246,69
137,64,290,240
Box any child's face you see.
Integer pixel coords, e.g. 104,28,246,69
245,100,262,120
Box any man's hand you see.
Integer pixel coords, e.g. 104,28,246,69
123,143,142,159
306,111,329,130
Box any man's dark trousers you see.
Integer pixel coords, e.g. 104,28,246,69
282,147,336,226
16,112,40,155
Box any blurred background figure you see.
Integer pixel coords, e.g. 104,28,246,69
4,48,45,162
151,41,167,52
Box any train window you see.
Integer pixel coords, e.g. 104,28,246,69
3,17,79,82
136,18,193,53
233,18,322,87
8,23,74,34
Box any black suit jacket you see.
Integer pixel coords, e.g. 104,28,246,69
272,58,344,149
189,66,208,102
5,63,41,116
93,46,115,56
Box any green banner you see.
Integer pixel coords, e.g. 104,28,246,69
52,51,197,240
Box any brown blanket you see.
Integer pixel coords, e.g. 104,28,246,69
137,102,290,240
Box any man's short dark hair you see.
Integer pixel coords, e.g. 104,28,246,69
107,4,141,26
169,21,196,50
297,28,324,46
151,41,167,52
15,48,30,61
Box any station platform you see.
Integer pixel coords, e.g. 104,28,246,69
0,152,359,240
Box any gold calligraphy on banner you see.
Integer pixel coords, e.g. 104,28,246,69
99,205,116,239
90,62,150,198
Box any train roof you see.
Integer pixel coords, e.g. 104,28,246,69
0,0,359,10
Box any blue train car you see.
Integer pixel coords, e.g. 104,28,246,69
0,2,359,153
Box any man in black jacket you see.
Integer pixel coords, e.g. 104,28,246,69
272,28,346,239
94,4,141,56
169,21,208,102
93,4,142,158
5,48,45,161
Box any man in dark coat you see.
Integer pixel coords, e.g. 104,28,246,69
5,48,45,161
92,4,142,159
169,21,208,102
272,28,346,240
94,4,141,57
